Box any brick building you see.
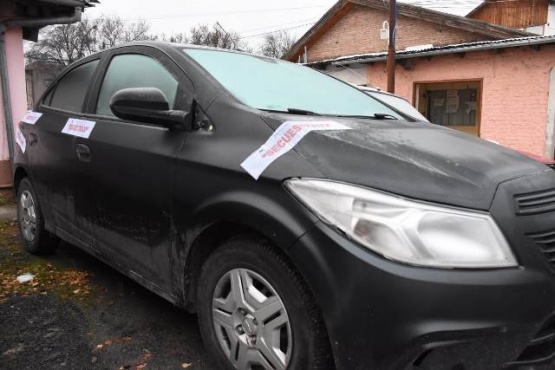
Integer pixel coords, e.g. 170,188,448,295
286,0,530,64
285,0,555,159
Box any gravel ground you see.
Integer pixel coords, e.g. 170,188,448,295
0,295,92,369
0,233,217,370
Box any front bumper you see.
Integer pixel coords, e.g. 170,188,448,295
290,222,555,369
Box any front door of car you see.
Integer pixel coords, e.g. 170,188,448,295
80,48,191,292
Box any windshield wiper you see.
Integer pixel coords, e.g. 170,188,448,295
286,108,321,116
260,108,321,116
335,113,398,120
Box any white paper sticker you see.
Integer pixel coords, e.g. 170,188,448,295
241,121,351,179
16,273,34,283
15,127,26,154
21,111,43,125
61,118,96,139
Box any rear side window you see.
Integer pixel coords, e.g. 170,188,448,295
95,54,179,117
46,60,99,112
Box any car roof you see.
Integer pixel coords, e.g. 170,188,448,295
98,41,267,59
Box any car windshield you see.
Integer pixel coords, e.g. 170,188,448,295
182,48,402,118
366,91,429,122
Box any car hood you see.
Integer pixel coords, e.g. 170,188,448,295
263,116,549,210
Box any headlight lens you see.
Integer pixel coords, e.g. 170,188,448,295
285,179,516,269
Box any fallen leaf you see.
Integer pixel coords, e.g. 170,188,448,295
181,363,192,368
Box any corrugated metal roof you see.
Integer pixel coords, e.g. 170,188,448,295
308,34,555,65
30,0,99,8
399,0,484,16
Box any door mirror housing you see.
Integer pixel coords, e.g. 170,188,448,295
110,87,193,130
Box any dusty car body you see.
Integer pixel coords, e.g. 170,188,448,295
13,42,555,369
359,85,555,170
518,149,555,169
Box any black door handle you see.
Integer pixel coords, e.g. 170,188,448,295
76,144,91,163
28,133,38,145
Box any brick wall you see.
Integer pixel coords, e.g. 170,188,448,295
307,5,497,62
366,45,555,157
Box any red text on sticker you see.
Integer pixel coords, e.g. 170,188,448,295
262,125,303,158
69,124,89,133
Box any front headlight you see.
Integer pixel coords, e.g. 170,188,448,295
285,179,517,269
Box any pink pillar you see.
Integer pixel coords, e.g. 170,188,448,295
0,26,27,187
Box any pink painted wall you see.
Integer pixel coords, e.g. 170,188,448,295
0,27,27,162
367,45,555,157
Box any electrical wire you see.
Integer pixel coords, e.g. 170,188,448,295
237,21,319,39
118,5,329,22
238,18,320,38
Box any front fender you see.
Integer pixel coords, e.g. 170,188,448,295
185,189,318,249
171,185,319,308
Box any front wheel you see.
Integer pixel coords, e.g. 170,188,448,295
17,178,58,254
197,238,333,370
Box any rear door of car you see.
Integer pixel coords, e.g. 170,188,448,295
80,46,191,293
28,57,102,247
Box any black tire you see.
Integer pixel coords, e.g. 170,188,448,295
197,237,334,370
17,178,58,255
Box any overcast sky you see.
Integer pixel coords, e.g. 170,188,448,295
85,0,336,48
84,0,482,48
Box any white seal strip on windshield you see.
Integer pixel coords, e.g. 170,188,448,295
241,120,351,180
61,118,96,139
21,111,43,125
15,127,26,154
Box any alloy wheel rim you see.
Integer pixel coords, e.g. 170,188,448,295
19,190,37,242
212,268,292,370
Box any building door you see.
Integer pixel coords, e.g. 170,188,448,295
415,81,482,136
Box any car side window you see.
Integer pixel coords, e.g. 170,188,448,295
45,60,99,112
95,54,179,117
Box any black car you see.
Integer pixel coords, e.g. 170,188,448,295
13,42,555,369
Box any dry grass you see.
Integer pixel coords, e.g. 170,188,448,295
0,220,95,303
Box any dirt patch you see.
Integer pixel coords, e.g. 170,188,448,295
0,295,93,370
0,221,216,369
0,189,15,207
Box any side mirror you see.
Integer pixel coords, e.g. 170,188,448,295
110,87,193,130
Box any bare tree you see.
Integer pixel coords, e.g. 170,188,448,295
26,18,252,67
95,16,153,50
259,30,296,59
169,33,188,43
156,32,188,44
25,18,98,66
119,19,152,44
188,23,249,51
95,16,124,50
26,16,155,66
